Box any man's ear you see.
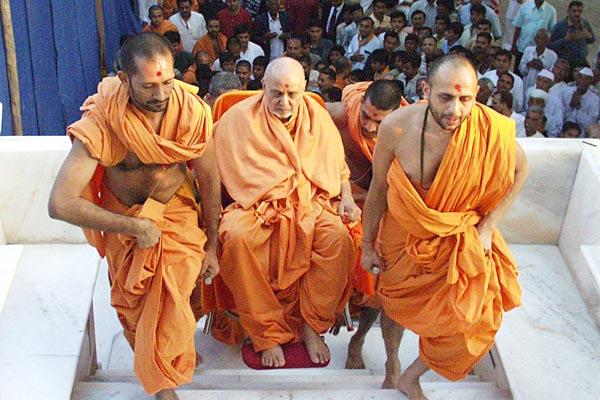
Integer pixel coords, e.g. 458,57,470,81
117,70,128,85
421,80,431,99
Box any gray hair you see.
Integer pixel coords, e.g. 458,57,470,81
535,28,551,39
209,72,242,97
527,105,547,122
478,77,495,91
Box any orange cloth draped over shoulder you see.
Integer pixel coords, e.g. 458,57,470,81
342,82,408,300
68,77,213,394
193,32,228,62
377,104,522,380
161,0,200,18
142,20,179,35
214,91,355,352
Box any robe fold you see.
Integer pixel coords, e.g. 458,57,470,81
214,91,355,352
67,76,212,394
378,104,522,380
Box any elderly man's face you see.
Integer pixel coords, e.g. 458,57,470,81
525,110,544,135
286,39,303,59
264,65,306,122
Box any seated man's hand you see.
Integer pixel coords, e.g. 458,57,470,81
338,195,361,224
476,221,493,254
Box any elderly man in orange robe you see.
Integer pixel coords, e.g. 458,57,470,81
143,5,179,35
214,57,360,368
361,55,528,399
48,33,221,400
327,80,407,373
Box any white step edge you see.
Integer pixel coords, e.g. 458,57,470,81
72,383,512,400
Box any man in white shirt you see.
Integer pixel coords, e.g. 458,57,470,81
503,0,526,50
459,0,502,40
483,49,525,112
345,17,382,70
549,58,571,95
398,52,423,103
235,24,265,64
524,105,548,137
518,29,557,93
491,90,526,137
340,5,364,49
409,0,437,29
557,67,600,133
168,0,207,52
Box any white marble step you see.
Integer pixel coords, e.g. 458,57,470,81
89,368,482,388
0,244,101,400
72,383,511,400
497,246,600,400
0,245,22,318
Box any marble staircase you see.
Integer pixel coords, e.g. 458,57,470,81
71,327,511,400
2,137,600,400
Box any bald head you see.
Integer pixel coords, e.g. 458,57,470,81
428,55,477,88
425,55,479,132
263,57,306,122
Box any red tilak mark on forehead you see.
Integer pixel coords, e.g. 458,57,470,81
454,84,461,92
156,71,162,76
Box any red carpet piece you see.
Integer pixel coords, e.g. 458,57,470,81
241,341,331,370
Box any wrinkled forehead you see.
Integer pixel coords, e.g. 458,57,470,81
264,72,305,92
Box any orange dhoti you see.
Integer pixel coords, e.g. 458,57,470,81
214,92,355,352
219,199,354,351
67,77,213,393
377,104,522,380
103,177,205,393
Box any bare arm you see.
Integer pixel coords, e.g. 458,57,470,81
361,118,396,244
48,139,151,238
360,118,397,272
191,139,221,253
477,142,529,249
191,139,222,281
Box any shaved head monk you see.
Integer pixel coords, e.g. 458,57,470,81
327,80,407,375
143,5,179,35
361,55,528,399
48,33,221,400
214,57,360,368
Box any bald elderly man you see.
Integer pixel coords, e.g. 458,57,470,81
214,57,360,368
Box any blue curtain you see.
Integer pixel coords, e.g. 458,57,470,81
0,0,140,136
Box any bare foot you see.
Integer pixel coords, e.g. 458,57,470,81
301,324,330,364
155,389,179,400
195,352,203,367
345,336,366,369
396,374,427,400
381,358,401,388
261,344,285,368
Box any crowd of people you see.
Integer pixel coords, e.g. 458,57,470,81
132,0,599,138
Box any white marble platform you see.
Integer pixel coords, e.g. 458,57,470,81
0,245,22,318
497,245,600,400
0,245,100,400
581,245,600,325
0,136,85,244
500,139,589,244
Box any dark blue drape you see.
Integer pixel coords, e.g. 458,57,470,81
0,0,140,135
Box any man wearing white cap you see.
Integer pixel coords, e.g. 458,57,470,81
527,88,550,109
524,69,554,104
556,67,600,132
519,29,557,93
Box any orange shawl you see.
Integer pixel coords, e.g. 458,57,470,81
342,81,408,161
68,77,212,256
161,0,200,17
214,92,348,210
142,20,179,35
379,104,521,378
193,32,228,61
